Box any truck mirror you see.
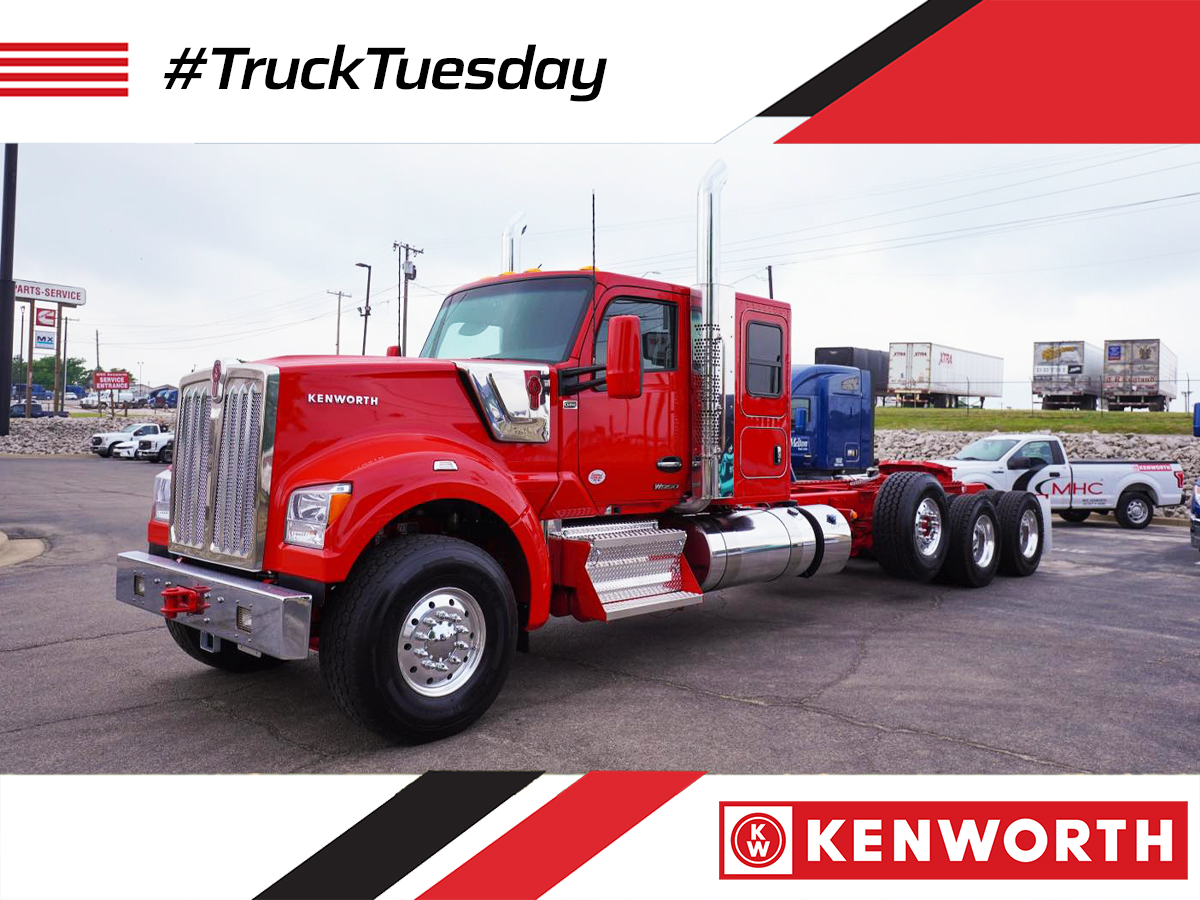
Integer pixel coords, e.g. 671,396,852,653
1007,456,1033,470
605,315,643,399
1194,402,1199,438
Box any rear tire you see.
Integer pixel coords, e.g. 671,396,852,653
941,493,1001,588
872,472,950,582
1114,491,1154,529
996,491,1045,577
320,535,518,743
165,619,288,672
1059,510,1091,523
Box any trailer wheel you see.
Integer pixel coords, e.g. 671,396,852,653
1059,510,1091,523
165,620,288,672
872,472,950,582
996,491,1045,576
1114,491,1154,530
320,534,517,743
941,493,1001,588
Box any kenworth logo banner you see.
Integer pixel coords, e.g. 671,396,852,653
1,773,1195,899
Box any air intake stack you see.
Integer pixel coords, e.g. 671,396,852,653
501,212,528,272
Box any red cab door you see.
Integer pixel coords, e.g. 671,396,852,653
576,288,689,513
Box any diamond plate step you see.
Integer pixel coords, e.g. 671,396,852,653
559,519,698,614
604,590,703,620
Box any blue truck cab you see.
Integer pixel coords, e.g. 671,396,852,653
790,364,874,478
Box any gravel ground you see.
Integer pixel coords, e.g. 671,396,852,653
0,415,174,455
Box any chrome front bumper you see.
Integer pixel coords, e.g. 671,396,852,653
115,550,313,659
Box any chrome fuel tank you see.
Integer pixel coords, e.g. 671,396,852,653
675,504,850,593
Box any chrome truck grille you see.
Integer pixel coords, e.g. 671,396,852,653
168,362,279,571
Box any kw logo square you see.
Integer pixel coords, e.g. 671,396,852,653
720,804,793,877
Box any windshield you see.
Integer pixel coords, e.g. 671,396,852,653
952,438,1019,461
421,277,593,363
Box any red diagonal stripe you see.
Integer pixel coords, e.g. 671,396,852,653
0,88,127,97
0,58,127,67
0,43,128,51
0,72,127,81
419,771,703,900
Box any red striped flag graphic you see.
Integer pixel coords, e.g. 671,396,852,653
0,43,128,97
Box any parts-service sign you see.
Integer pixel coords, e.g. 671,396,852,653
720,801,1187,880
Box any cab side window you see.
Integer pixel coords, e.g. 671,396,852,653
746,322,783,398
594,298,677,372
1014,440,1054,467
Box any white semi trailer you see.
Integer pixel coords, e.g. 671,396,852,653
1032,340,1104,410
887,342,1004,408
1103,339,1177,411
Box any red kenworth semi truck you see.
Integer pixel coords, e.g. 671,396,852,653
115,163,1050,742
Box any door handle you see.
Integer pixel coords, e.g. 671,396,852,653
1047,471,1061,477
656,456,684,472
773,445,783,466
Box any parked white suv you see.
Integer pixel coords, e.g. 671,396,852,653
936,433,1184,529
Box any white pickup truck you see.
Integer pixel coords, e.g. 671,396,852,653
133,431,173,463
90,423,168,458
935,433,1184,529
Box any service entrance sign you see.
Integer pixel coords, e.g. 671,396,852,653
15,279,87,307
94,372,130,391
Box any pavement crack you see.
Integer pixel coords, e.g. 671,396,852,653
534,650,1090,773
2,625,163,653
199,697,333,762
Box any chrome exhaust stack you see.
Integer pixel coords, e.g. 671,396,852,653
680,160,734,512
501,212,528,272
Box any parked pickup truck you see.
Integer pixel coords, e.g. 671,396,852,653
936,433,1184,529
134,432,173,463
90,423,168,457
8,402,67,419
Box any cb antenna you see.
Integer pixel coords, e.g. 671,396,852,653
591,190,596,271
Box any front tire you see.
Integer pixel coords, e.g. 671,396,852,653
320,535,518,743
941,493,1001,588
1115,491,1154,529
872,472,950,582
1059,510,1091,523
996,491,1045,576
165,619,287,672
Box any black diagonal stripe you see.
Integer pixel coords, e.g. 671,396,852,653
759,0,983,116
256,771,542,900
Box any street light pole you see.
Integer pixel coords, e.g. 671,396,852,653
356,263,372,355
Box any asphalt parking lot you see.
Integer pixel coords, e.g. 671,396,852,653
2,456,1197,774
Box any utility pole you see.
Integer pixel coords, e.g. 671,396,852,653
62,315,74,409
327,290,351,355
766,265,774,299
355,263,372,355
95,329,100,372
0,144,14,436
53,304,64,413
393,241,424,355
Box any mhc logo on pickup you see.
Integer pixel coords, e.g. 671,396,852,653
719,801,1187,880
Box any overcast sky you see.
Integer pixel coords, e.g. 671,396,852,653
8,125,1200,409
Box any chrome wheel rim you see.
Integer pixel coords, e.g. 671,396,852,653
1127,498,1150,525
1019,509,1040,559
972,514,996,568
398,587,485,698
914,498,943,557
